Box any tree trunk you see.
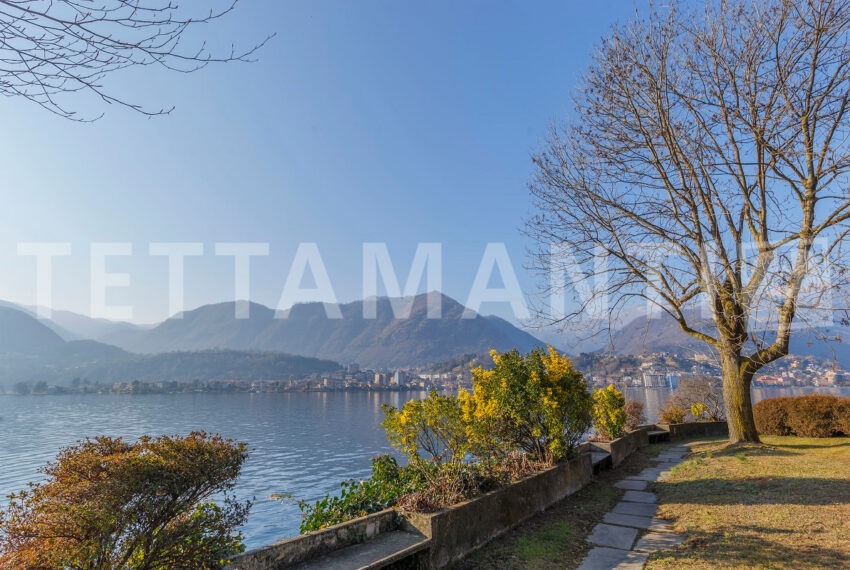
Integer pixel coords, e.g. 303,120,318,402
719,349,760,443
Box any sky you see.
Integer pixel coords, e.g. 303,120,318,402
0,0,642,324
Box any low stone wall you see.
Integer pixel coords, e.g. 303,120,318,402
401,453,593,569
227,509,398,569
589,428,649,468
661,420,729,438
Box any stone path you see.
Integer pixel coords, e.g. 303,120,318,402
577,445,688,570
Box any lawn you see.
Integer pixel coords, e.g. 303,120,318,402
647,436,850,570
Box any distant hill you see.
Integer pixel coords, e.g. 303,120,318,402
100,293,544,368
0,307,339,387
605,312,850,368
0,306,66,353
68,349,341,384
46,308,152,341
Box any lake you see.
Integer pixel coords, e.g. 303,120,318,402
1,386,848,549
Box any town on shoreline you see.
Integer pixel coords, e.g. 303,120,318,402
4,350,848,397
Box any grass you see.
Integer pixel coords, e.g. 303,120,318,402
454,443,674,569
647,436,850,570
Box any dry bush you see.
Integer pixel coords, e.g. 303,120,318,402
754,395,850,437
624,399,646,431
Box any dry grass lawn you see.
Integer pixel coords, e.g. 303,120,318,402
647,436,850,570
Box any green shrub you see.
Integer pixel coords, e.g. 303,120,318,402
592,384,627,441
298,455,421,532
753,395,850,437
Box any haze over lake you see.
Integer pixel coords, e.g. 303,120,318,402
2,386,847,550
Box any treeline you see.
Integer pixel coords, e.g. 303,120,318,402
0,349,341,388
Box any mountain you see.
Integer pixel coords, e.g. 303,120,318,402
0,301,149,342
606,313,708,355
605,311,850,368
46,309,151,341
100,293,544,368
0,307,339,386
0,306,66,353
66,350,341,385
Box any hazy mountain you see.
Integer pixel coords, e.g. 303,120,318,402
0,307,339,386
66,350,341,385
607,313,708,355
0,306,66,353
46,309,151,342
0,301,149,342
605,311,850,368
100,293,544,368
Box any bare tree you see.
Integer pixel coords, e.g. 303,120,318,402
0,0,270,120
528,0,850,442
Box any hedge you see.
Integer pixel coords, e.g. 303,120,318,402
753,394,850,438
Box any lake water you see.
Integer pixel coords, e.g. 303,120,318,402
1,386,848,549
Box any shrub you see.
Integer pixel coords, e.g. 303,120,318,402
0,432,250,570
658,402,687,424
624,399,646,431
382,391,470,465
299,454,421,532
460,346,592,463
302,346,594,531
669,377,724,421
592,384,627,441
754,395,850,437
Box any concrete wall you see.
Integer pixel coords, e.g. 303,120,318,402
227,509,398,569
663,420,728,438
401,453,593,569
590,428,649,467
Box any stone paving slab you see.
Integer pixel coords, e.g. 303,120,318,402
603,512,654,529
654,455,684,463
627,469,663,481
622,490,657,504
587,522,638,550
614,479,648,491
613,500,658,518
634,531,684,553
648,519,676,533
577,547,649,570
603,513,677,533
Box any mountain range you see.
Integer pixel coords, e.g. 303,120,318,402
3,292,849,387
98,293,543,368
0,293,544,385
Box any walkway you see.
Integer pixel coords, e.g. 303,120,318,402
577,445,688,570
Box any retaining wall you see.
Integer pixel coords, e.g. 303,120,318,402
589,428,650,467
661,420,729,438
227,509,398,569
400,453,593,568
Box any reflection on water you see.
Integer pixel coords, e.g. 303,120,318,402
0,385,847,548
0,391,426,549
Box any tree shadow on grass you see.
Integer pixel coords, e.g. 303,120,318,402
649,528,850,569
769,440,850,450
697,444,798,459
653,477,850,506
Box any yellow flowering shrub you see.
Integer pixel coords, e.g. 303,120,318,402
591,384,627,441
460,346,592,464
381,391,470,465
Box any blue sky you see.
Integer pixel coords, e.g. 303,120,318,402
0,0,640,324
